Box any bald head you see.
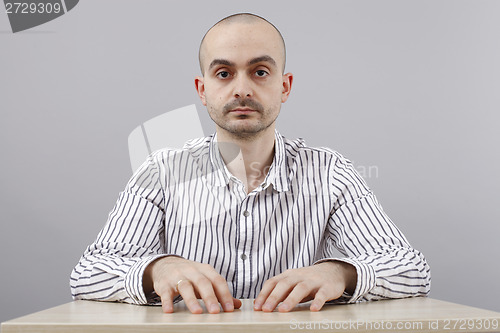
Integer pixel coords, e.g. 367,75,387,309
198,13,286,75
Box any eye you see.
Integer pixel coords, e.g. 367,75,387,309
216,71,231,79
255,70,269,77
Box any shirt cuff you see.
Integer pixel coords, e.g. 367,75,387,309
314,257,376,303
124,254,183,305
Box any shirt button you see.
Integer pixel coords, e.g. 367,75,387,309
243,210,250,217
240,254,247,260
261,182,267,188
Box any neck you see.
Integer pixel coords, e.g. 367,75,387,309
216,126,276,193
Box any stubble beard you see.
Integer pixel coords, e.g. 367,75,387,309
207,99,280,141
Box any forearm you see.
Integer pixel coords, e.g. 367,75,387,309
71,177,166,304
319,246,431,303
70,243,166,304
361,247,431,301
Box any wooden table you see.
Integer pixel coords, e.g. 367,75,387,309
2,297,500,332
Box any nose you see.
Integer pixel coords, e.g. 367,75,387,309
232,74,253,98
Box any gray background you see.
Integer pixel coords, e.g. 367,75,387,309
1,0,499,323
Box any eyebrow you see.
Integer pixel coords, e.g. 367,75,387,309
208,59,235,71
208,55,277,71
248,55,277,67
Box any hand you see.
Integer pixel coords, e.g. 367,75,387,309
253,261,357,312
143,256,242,314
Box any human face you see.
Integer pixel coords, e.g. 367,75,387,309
195,21,293,139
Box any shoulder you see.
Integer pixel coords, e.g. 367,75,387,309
134,135,213,174
281,134,350,166
149,135,212,160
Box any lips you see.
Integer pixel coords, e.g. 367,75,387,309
223,99,264,114
229,108,257,115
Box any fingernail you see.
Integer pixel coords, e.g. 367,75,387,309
279,303,290,312
254,300,262,309
225,302,234,311
262,303,273,312
210,304,220,313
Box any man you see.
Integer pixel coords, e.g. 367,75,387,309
70,13,430,314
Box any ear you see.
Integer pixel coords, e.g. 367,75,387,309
281,72,293,103
195,76,207,106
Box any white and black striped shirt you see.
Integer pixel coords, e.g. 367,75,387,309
70,130,431,305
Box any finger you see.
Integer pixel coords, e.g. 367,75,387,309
209,274,236,312
233,297,242,309
310,288,329,312
192,275,222,314
278,282,314,312
201,265,242,312
254,277,279,310
159,289,175,313
260,278,296,312
177,280,203,314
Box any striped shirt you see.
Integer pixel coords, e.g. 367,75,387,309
70,130,431,305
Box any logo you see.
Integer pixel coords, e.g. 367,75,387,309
4,0,79,33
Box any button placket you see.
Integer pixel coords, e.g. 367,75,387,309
236,197,254,296
239,206,251,261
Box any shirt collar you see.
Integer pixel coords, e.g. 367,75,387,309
207,130,290,192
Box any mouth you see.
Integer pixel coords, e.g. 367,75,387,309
229,108,257,115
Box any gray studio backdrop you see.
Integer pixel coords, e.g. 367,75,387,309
1,0,499,323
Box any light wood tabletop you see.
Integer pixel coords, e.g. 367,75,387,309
2,297,500,333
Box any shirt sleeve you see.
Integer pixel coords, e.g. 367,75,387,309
315,152,431,303
70,151,169,305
